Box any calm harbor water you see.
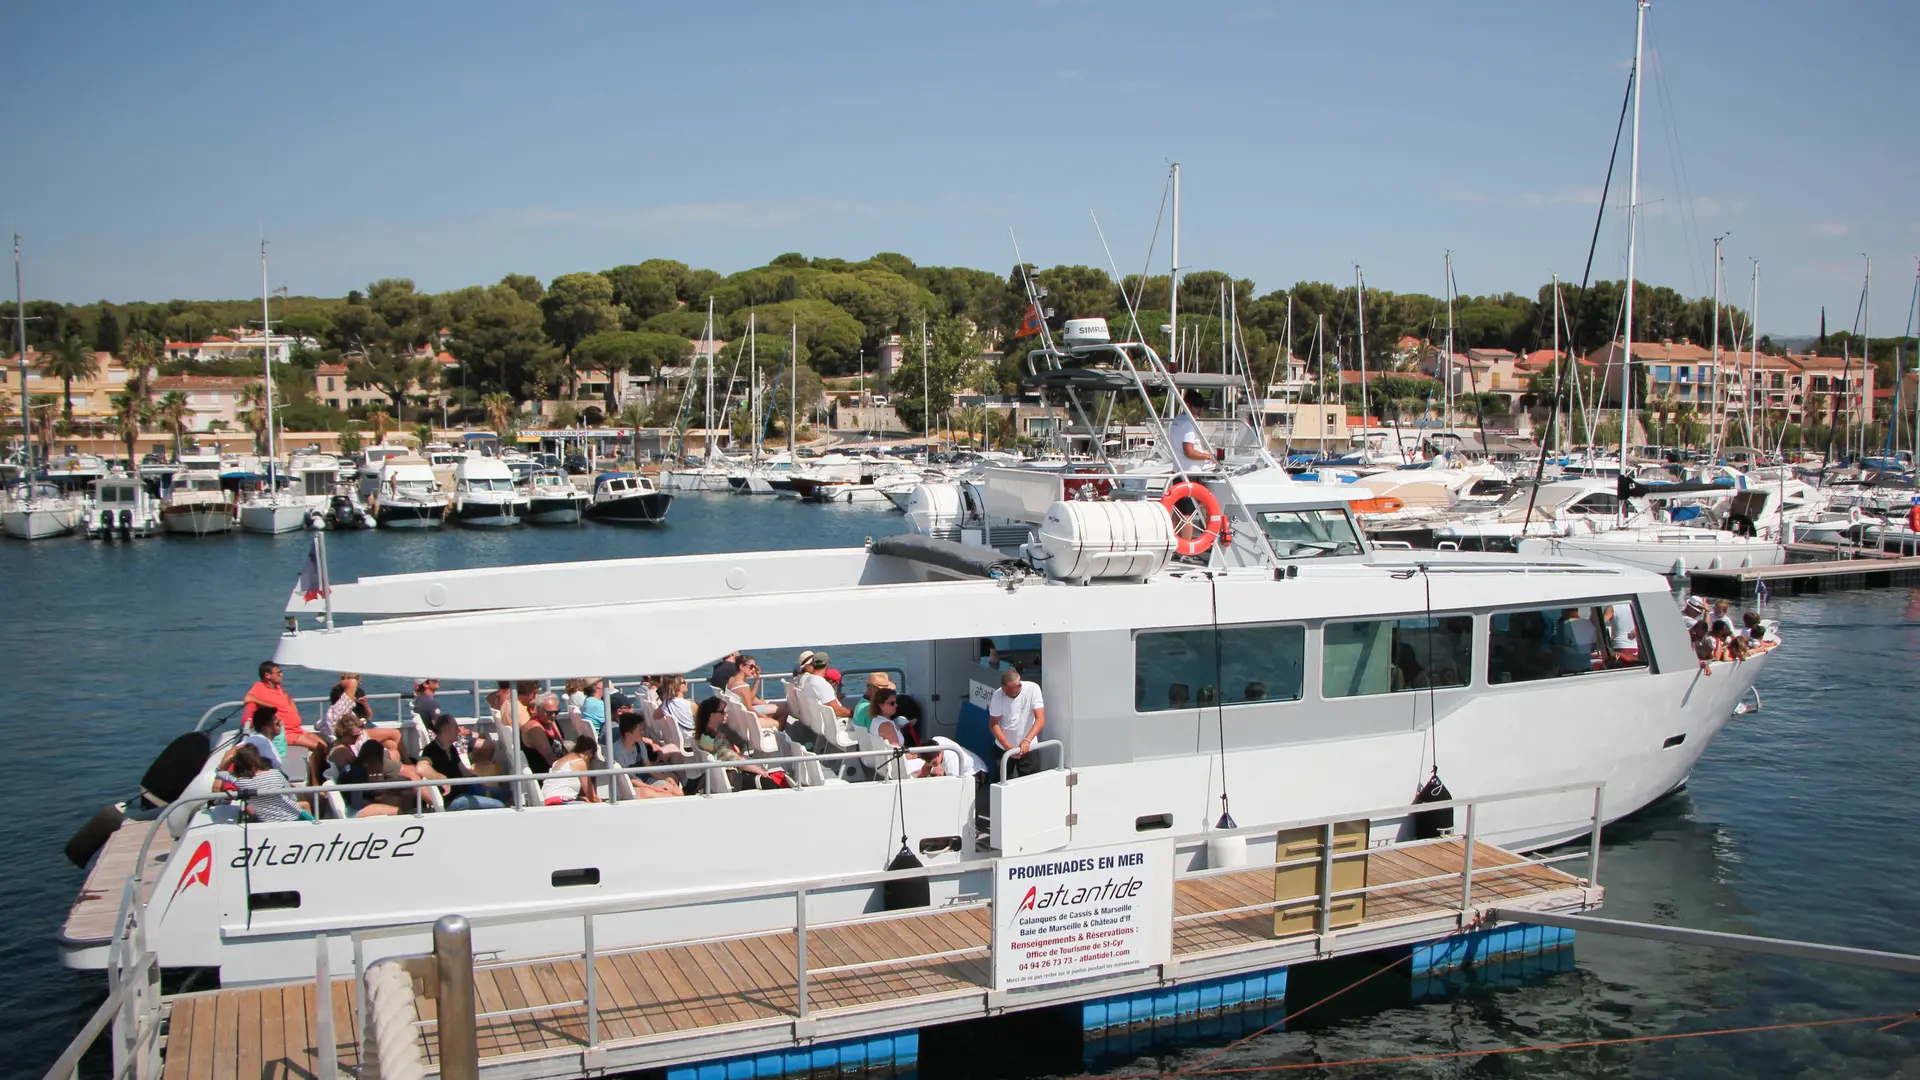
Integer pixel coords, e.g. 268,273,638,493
5,499,1915,1079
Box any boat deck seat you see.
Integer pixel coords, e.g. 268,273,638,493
953,702,997,768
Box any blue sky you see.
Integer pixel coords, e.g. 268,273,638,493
7,1,1916,333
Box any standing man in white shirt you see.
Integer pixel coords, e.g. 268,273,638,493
988,667,1047,779
1165,390,1215,466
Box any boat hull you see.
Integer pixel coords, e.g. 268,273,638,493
526,495,588,525
583,492,673,524
161,505,235,536
239,502,310,535
452,500,523,527
1518,532,1785,576
375,501,445,529
3,505,78,540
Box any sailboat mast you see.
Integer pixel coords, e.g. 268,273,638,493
1551,272,1561,452
921,316,929,448
789,322,797,450
1354,265,1367,436
1168,163,1180,371
1621,0,1647,477
1444,251,1455,431
1747,261,1760,446
749,312,758,465
1860,256,1870,461
703,298,715,459
14,235,28,473
1710,235,1723,454
261,241,276,472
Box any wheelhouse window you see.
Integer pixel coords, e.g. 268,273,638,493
1322,614,1473,698
1487,600,1650,684
1257,508,1362,559
1135,624,1305,711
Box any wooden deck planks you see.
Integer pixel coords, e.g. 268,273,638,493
66,821,177,946
159,836,1588,1079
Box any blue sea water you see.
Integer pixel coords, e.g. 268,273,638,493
3,499,1914,1078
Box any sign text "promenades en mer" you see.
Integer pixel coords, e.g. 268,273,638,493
991,839,1173,990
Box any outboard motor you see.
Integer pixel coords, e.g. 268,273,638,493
98,510,115,539
117,508,132,538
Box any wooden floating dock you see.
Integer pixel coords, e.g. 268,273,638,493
155,836,1595,1080
1688,553,1920,598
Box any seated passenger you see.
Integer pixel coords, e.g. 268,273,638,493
220,743,307,822
1553,608,1598,674
1243,681,1268,701
869,687,908,748
1742,611,1778,649
539,735,602,805
563,677,589,712
727,656,782,722
798,652,851,719
230,705,287,774
339,740,407,817
657,676,697,742
323,674,402,753
1604,605,1640,664
1690,620,1716,662
709,651,742,691
1681,596,1708,630
412,677,444,724
1710,600,1737,636
913,735,986,780
468,739,510,803
1167,683,1191,708
520,693,566,773
420,713,505,812
579,678,608,732
696,696,778,791
610,715,684,798
243,660,326,760
852,672,895,729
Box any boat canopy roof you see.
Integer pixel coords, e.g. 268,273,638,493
276,542,1658,681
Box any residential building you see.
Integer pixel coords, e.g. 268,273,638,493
1418,348,1520,408
314,363,388,411
149,375,260,433
0,349,134,423
164,332,304,365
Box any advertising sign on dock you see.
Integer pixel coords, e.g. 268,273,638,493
991,839,1174,989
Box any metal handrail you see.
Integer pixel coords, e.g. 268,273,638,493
195,691,415,732
998,738,1065,781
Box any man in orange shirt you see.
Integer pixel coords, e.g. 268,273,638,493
244,661,326,769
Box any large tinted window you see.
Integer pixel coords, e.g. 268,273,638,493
1487,601,1650,684
1322,615,1473,698
1135,625,1305,711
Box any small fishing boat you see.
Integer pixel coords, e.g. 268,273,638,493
582,472,672,524
525,469,590,525
81,475,161,539
160,472,236,536
450,455,527,527
370,457,447,529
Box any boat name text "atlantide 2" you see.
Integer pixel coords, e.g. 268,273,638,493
230,825,423,868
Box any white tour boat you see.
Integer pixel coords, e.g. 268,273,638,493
58,320,1771,989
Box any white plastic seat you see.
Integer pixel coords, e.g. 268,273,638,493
724,697,778,755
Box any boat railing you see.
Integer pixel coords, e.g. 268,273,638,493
998,738,1065,781
48,777,1605,1080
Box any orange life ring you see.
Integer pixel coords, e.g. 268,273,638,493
1348,496,1405,515
1162,481,1225,556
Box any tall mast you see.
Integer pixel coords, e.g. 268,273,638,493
1551,272,1561,453
1860,256,1870,460
1168,163,1180,371
1621,0,1647,476
703,298,715,459
921,316,930,447
789,322,797,451
260,241,276,473
1444,252,1455,430
1354,264,1368,435
1710,235,1723,454
14,235,28,473
1747,261,1759,446
744,311,752,463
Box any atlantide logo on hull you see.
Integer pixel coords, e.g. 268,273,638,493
171,841,213,900
231,825,424,868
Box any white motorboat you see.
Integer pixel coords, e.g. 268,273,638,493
525,470,590,525
3,480,80,540
160,472,235,536
1518,526,1784,576
450,454,527,527
368,457,448,529
81,475,161,539
238,474,310,535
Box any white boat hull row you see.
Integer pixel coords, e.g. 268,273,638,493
1517,530,1786,576
3,502,80,540
374,499,447,529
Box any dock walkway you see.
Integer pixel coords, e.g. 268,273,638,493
155,836,1594,1080
1689,553,1920,598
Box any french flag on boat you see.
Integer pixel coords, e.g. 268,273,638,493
298,537,328,601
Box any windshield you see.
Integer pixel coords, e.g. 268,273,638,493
465,477,515,492
1257,507,1363,559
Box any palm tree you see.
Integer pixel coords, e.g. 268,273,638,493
42,335,101,426
411,422,434,450
158,391,191,459
365,404,393,446
117,330,160,405
110,390,153,467
482,392,516,438
237,382,270,454
29,394,58,452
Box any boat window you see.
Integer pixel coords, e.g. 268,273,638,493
1321,614,1472,698
1487,600,1650,684
1256,508,1363,558
1135,624,1305,711
465,477,515,492
1568,493,1619,515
